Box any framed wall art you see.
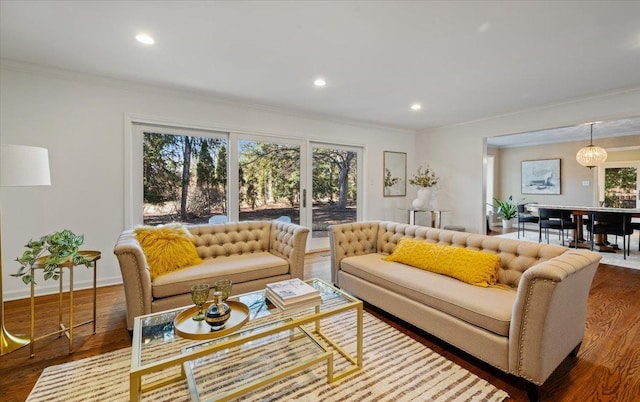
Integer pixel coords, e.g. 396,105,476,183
521,158,561,195
383,151,406,197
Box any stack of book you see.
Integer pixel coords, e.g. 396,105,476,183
265,278,322,311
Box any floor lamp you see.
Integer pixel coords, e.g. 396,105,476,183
0,144,51,355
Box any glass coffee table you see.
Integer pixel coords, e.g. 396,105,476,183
130,278,363,401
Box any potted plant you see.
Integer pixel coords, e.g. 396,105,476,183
409,166,439,209
491,196,518,228
11,229,94,285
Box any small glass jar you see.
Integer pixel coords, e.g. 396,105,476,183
205,291,231,331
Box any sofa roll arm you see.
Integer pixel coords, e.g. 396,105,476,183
508,249,600,385
113,230,153,330
269,221,310,280
329,222,380,286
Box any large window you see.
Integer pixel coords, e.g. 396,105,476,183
129,124,229,226
142,131,228,225
310,143,359,242
128,120,363,250
237,138,301,223
599,161,639,208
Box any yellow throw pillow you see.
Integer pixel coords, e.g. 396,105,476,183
135,224,203,279
382,238,500,287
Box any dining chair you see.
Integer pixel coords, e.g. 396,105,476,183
632,221,640,251
587,212,633,259
538,208,577,247
517,204,539,239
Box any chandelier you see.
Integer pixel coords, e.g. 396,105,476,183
576,123,607,169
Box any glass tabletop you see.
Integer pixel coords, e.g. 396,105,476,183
182,322,328,400
133,278,358,368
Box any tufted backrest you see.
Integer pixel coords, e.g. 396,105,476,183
331,221,568,287
189,221,272,259
269,220,306,260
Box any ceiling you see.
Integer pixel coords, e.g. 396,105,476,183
1,1,640,132
488,116,640,148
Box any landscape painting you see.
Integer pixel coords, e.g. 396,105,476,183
521,159,561,195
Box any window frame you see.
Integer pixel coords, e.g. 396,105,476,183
124,114,365,248
125,115,229,228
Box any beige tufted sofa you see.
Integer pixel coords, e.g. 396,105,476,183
330,221,600,400
114,220,309,329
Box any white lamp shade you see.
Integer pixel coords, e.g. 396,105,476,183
0,144,51,187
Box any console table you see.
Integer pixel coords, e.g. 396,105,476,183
29,250,101,357
406,209,449,228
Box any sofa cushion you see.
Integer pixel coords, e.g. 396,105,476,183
374,221,568,287
189,221,272,258
341,253,515,336
382,238,500,287
135,224,203,279
152,252,288,299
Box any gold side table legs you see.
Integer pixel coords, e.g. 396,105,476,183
29,252,100,358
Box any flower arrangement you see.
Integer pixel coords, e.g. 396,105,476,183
409,166,439,188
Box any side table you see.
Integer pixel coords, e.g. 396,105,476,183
406,209,449,228
30,250,101,357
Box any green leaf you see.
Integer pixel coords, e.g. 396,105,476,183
490,196,518,219
13,229,90,287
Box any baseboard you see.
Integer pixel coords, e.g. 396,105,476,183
4,275,124,301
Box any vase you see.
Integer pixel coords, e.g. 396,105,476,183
205,291,231,331
502,219,512,229
412,198,425,209
417,187,431,209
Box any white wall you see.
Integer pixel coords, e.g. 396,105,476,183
0,61,415,300
497,135,640,207
416,88,640,233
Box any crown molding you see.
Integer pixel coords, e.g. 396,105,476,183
606,145,640,152
418,86,640,135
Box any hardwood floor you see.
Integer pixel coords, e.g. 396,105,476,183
1,252,639,401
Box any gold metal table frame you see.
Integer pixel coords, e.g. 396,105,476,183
130,278,363,402
29,250,101,357
405,209,449,227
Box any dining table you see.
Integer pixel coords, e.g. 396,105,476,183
527,204,640,252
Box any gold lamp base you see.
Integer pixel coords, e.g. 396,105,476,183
1,322,30,355
1,145,51,356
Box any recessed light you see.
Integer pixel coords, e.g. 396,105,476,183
410,103,422,111
477,22,491,33
314,78,326,87
136,33,155,45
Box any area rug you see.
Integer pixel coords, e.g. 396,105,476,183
497,229,640,270
27,310,508,402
